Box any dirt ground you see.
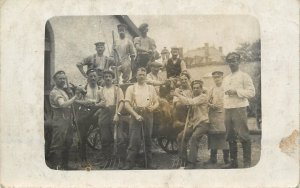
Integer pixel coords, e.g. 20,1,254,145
65,118,261,170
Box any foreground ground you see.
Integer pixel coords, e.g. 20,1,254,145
64,118,261,170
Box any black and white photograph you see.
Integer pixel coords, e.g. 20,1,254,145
1,1,299,187
44,15,262,170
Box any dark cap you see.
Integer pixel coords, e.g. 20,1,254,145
226,52,240,64
180,70,191,80
149,61,163,68
103,69,115,78
117,24,127,30
212,71,224,77
52,70,65,80
86,69,97,76
94,42,105,46
191,79,204,88
138,23,148,32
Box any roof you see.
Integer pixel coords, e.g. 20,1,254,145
115,15,141,37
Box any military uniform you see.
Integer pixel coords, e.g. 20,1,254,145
49,86,73,169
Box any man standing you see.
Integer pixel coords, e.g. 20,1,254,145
95,70,125,167
123,67,159,169
112,24,136,83
133,23,156,76
166,47,187,78
146,61,166,94
175,80,210,169
222,52,255,168
49,70,80,170
206,71,229,165
77,42,112,78
74,69,101,167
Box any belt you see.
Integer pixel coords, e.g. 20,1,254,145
134,106,150,113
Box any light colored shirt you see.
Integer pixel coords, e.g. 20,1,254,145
125,83,157,107
85,85,99,102
97,86,124,107
208,86,224,112
113,38,135,63
147,72,165,93
177,93,209,128
134,36,156,53
77,54,109,70
49,86,70,109
222,70,255,109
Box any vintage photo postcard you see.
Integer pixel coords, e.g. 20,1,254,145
0,0,299,187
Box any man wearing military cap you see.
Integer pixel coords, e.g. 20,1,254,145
74,69,101,167
95,69,126,167
48,70,80,170
222,52,255,168
132,23,157,77
77,42,113,78
166,47,187,78
205,70,230,165
173,79,210,169
112,24,135,83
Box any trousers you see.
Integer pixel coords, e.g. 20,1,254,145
177,122,210,163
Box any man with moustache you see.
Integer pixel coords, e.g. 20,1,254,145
166,47,187,79
123,67,159,170
77,42,112,78
133,23,156,77
74,69,101,167
146,61,166,94
95,70,125,167
112,24,136,83
49,70,80,170
222,52,255,168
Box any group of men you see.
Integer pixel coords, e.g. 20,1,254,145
47,22,255,170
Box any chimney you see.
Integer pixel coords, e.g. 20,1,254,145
219,46,223,54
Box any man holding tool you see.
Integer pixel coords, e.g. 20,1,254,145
174,79,210,169
123,67,159,170
48,70,81,170
95,70,125,169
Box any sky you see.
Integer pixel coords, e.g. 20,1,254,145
130,15,260,54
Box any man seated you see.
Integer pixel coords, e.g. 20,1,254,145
174,80,210,169
166,47,187,79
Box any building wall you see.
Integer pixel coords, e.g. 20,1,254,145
49,16,134,85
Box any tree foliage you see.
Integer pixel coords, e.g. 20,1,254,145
235,39,261,63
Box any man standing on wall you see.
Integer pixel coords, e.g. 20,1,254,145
77,42,112,78
112,24,136,83
133,23,156,77
222,52,255,168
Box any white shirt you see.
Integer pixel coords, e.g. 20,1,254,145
85,85,98,102
222,70,255,109
97,86,124,107
125,83,157,107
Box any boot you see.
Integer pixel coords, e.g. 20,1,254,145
223,149,230,164
222,141,238,169
242,141,252,168
204,150,217,165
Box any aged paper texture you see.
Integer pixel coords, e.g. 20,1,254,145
0,0,299,187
